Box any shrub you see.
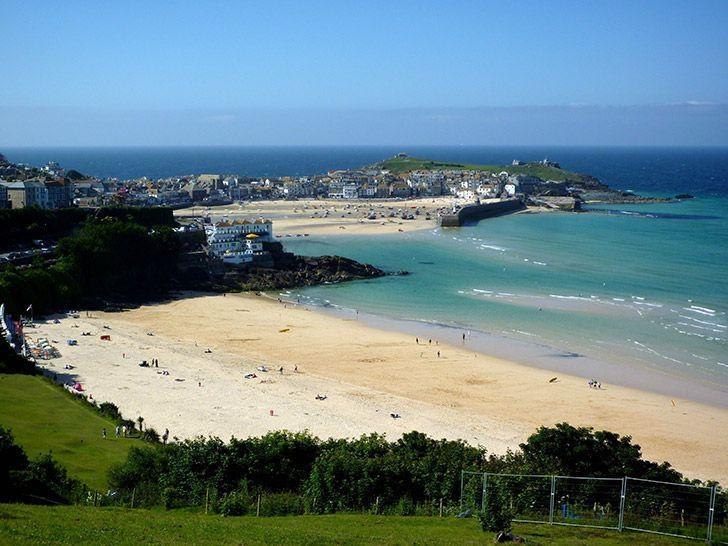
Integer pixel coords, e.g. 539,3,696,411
478,485,513,534
396,496,416,516
0,427,86,505
141,427,160,443
259,492,305,516
162,486,186,510
98,402,122,422
219,490,251,516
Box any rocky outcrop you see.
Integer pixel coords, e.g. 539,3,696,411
576,189,675,204
222,255,386,292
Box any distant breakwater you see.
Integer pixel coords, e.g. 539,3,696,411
440,199,525,227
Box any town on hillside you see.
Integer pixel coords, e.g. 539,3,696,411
0,152,584,212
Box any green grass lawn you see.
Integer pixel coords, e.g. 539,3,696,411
375,156,588,182
0,374,141,490
0,504,692,545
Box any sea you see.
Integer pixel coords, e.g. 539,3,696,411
5,146,728,405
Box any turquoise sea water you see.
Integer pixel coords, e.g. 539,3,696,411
282,197,728,399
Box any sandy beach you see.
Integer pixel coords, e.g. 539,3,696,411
174,198,461,236
32,292,728,485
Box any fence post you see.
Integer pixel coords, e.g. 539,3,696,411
549,475,555,525
205,486,209,515
481,473,488,512
256,494,261,517
131,487,135,509
459,470,464,512
707,484,716,543
618,477,626,532
439,497,443,517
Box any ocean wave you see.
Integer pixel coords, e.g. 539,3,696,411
632,340,688,366
678,315,727,329
549,294,590,301
677,322,726,334
690,305,717,314
683,306,716,316
479,244,506,252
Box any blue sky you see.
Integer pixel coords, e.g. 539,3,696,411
2,0,727,146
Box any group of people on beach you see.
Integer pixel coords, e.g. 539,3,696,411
588,379,602,389
102,426,170,444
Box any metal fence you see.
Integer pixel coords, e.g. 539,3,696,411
461,472,724,543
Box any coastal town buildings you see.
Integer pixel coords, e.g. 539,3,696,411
44,179,74,209
204,218,273,266
0,153,578,211
2,179,49,209
0,181,9,209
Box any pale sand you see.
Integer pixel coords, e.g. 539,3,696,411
174,198,464,235
33,293,728,484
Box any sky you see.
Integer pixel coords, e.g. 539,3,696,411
1,0,727,146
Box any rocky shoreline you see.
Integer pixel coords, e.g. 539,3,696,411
217,254,388,292
578,189,694,204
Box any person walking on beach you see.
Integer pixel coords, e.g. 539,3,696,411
279,366,284,374
462,333,465,343
437,351,441,358
416,337,419,344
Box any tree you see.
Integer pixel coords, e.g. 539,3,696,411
478,483,513,534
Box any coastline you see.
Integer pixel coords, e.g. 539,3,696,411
31,291,728,485
304,302,728,409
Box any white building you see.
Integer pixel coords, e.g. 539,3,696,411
328,182,359,199
205,218,272,266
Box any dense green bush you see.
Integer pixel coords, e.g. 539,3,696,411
519,423,682,482
0,335,35,374
104,423,723,518
219,490,251,516
141,427,160,443
259,492,306,516
0,426,86,505
0,216,180,316
98,402,123,422
0,207,88,252
0,206,175,253
479,484,513,534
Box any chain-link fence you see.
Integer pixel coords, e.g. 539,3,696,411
553,476,622,529
459,471,484,514
623,477,715,541
485,473,552,524
462,472,721,542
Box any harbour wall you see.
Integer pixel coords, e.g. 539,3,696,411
440,199,525,227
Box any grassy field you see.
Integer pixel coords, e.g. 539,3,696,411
0,374,141,490
375,156,590,182
0,504,692,545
